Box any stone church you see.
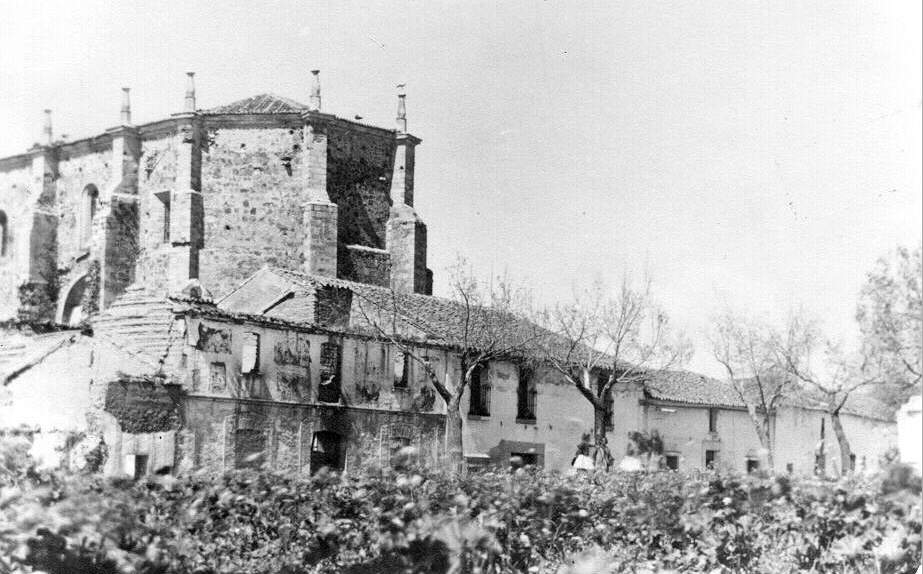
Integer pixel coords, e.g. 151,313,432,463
0,72,897,477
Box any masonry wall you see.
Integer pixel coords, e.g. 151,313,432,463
642,401,896,475
197,124,307,297
0,160,35,320
136,130,181,295
460,361,645,472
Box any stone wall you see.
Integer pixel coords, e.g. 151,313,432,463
0,161,34,321
181,397,445,474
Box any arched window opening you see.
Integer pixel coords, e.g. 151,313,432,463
516,365,537,422
81,184,99,247
60,276,87,327
0,211,8,257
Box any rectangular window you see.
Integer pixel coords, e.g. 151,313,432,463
133,454,149,480
705,449,718,469
665,454,679,470
786,463,794,474
746,458,760,473
516,365,537,421
708,408,718,433
467,364,490,416
209,362,227,392
393,350,410,389
311,431,344,474
318,342,342,403
155,190,171,244
241,332,260,374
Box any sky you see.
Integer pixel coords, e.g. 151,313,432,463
1,0,920,376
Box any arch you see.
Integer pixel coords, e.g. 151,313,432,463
0,210,8,257
81,184,99,247
57,274,87,326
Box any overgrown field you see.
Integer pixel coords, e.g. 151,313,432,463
1,443,920,573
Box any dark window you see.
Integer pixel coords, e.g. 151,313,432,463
209,362,227,392
746,458,760,473
705,449,718,469
155,190,171,243
815,452,826,475
665,454,679,470
235,429,266,469
510,452,538,468
516,365,537,421
81,184,99,247
786,463,794,474
133,454,149,480
0,210,8,257
468,364,490,416
708,408,718,433
311,431,343,474
394,350,410,389
318,342,342,403
849,453,857,470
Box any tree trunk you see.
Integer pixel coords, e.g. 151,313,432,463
593,404,613,471
830,410,854,475
745,406,774,471
445,397,465,475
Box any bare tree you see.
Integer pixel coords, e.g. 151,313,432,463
856,245,922,408
775,314,880,475
539,277,690,471
709,311,795,471
352,260,543,474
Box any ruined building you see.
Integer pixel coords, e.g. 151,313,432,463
0,73,897,477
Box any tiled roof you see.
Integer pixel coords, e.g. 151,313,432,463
642,370,895,422
204,93,308,115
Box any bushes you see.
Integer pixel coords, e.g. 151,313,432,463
1,458,920,573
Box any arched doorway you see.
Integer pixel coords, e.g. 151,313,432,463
59,275,87,326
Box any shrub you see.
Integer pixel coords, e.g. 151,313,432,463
0,456,919,573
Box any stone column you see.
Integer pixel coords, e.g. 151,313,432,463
301,110,338,277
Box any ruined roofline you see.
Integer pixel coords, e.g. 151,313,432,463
0,99,419,168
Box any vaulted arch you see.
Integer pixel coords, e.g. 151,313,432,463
57,274,87,326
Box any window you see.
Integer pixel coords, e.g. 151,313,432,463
235,429,266,469
708,408,718,433
393,350,410,389
746,458,760,473
516,365,537,421
241,332,260,374
0,210,8,257
786,463,794,474
155,191,171,244
467,364,490,416
665,454,679,470
814,452,826,475
132,454,149,480
318,342,342,403
81,184,99,247
209,362,227,392
705,449,718,469
311,431,343,474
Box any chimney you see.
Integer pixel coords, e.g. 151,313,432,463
184,72,196,113
396,93,407,133
120,87,132,125
43,109,53,146
309,69,321,111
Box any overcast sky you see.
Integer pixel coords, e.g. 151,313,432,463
1,1,920,376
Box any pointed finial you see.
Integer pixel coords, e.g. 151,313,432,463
121,87,132,125
43,109,53,146
309,69,321,111
396,91,407,134
184,72,196,113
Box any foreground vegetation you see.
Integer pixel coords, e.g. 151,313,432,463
1,443,920,573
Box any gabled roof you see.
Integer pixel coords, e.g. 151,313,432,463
203,93,308,115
